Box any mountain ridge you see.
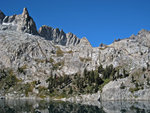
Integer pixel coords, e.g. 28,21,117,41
0,8,83,47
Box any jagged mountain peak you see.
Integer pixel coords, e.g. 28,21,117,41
39,25,53,31
39,25,80,46
80,37,92,47
138,29,150,35
81,37,88,41
0,8,83,46
22,7,29,18
0,8,38,35
128,29,150,41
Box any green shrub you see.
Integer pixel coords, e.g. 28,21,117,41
24,83,33,96
52,61,64,70
68,86,73,94
147,78,150,85
37,86,49,98
1,73,19,91
129,87,139,93
38,86,47,92
49,57,54,63
120,82,125,89
99,79,111,91
66,50,73,54
79,57,92,62
35,59,45,63
18,65,27,74
56,47,64,57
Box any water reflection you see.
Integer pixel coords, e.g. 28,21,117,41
0,99,105,113
0,99,150,113
102,101,150,113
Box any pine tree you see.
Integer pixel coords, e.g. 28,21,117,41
131,76,134,83
68,86,73,94
123,69,126,77
120,82,125,89
83,68,87,79
94,84,99,93
47,76,54,93
98,64,104,73
90,70,95,83
117,69,120,78
147,78,150,85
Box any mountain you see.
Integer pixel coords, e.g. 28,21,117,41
0,8,150,101
39,25,80,46
0,8,38,35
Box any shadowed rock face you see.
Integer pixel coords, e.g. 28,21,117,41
1,8,38,35
0,10,5,24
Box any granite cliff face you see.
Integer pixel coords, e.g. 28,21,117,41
1,8,38,35
0,8,150,101
39,25,80,46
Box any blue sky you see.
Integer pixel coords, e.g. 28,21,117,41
1,0,150,47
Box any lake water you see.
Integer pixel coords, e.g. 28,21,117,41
0,99,150,113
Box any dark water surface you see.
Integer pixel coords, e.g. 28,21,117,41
0,99,150,113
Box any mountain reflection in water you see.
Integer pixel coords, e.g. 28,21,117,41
0,99,150,113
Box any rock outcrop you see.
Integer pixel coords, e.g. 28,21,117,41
1,8,38,35
39,25,80,46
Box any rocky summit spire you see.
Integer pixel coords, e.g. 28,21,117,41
19,7,38,35
22,8,29,18
1,8,38,35
0,10,5,24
